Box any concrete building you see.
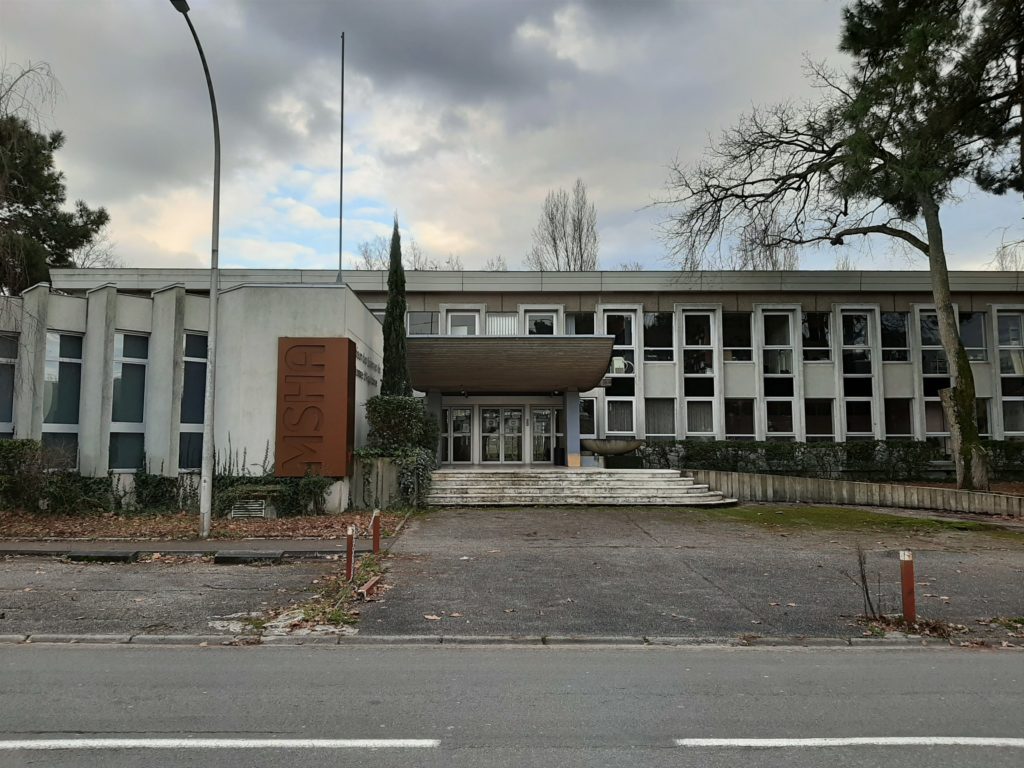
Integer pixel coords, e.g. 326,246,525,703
0,268,1021,486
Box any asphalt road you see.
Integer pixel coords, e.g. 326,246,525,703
1,645,1021,767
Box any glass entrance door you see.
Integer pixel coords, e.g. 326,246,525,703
449,407,473,463
531,407,554,463
481,406,523,463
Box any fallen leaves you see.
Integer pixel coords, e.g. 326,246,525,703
423,614,441,621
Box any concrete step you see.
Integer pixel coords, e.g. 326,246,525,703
427,491,724,502
429,480,704,491
426,495,737,507
429,483,711,495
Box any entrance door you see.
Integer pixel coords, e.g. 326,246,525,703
481,406,523,463
449,407,473,463
531,407,555,463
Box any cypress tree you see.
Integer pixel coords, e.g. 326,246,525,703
380,215,411,396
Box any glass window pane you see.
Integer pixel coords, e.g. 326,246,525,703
112,362,146,423
449,314,477,335
184,333,209,358
804,399,833,435
724,399,754,434
645,398,675,435
763,314,790,346
1004,401,1024,432
118,333,149,360
763,349,793,374
842,349,872,374
0,334,17,359
998,313,1023,346
686,401,713,433
580,399,596,436
845,401,873,433
407,312,439,336
41,432,78,469
684,377,715,396
43,360,81,424
766,401,793,433
921,349,949,374
606,314,633,346
802,312,831,348
607,401,633,432
181,360,206,424
527,314,555,335
925,401,948,433
179,432,203,470
683,350,713,374
1000,350,1024,375
0,363,13,422
842,314,869,346
109,432,145,470
919,313,942,346
958,312,985,348
606,377,635,397
644,313,674,348
884,398,912,435
764,377,794,397
59,334,83,359
566,312,595,335
683,314,711,346
723,312,751,348
881,312,908,348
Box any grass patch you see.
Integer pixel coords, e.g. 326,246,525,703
706,504,1023,537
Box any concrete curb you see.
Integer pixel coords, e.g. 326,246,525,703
0,632,1015,649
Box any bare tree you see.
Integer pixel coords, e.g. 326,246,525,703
618,260,645,271
354,235,389,270
70,227,122,268
834,252,856,271
525,178,598,271
989,240,1024,270
729,208,799,270
484,255,508,271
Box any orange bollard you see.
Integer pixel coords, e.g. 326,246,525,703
345,525,355,582
371,509,381,554
899,550,916,625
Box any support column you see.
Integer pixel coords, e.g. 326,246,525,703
79,284,117,477
14,284,49,440
146,285,186,476
425,390,442,463
564,390,581,468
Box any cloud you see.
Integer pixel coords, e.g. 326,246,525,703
3,0,1019,273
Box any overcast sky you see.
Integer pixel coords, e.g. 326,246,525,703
3,0,1021,271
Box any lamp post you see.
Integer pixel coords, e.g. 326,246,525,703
170,0,219,539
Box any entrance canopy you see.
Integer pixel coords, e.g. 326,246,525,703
407,335,614,394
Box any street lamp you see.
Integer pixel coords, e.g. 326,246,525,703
170,0,219,539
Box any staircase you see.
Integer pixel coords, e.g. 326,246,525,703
426,468,736,507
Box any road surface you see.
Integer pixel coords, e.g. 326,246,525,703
1,644,1021,767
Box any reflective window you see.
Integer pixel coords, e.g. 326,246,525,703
801,313,831,361
643,313,674,362
526,312,556,336
407,311,439,335
580,398,597,437
881,312,909,362
447,312,478,336
179,332,207,470
724,398,755,437
722,312,752,361
804,399,834,437
645,398,675,437
566,312,595,335
0,334,16,428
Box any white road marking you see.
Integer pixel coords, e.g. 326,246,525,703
0,738,439,750
675,737,1024,748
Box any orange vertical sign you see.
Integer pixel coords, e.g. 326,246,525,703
275,338,356,477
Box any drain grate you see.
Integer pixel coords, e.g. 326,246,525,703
228,499,267,519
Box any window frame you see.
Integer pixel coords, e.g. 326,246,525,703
178,331,208,471
109,331,149,471
0,332,17,436
41,331,84,469
406,311,440,336
642,312,675,363
801,311,832,362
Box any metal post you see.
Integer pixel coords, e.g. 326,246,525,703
899,550,916,625
345,525,355,582
171,2,220,539
371,509,381,554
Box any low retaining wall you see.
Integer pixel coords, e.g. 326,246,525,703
686,469,1023,519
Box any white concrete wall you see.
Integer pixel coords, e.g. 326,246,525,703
214,284,383,476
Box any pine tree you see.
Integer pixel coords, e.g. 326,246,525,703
380,216,411,396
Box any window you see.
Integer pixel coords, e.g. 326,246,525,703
801,312,831,361
0,333,16,437
762,312,795,438
486,312,518,335
42,332,82,468
881,312,909,361
682,312,715,436
606,399,634,434
407,311,439,335
110,332,148,470
579,398,597,438
605,311,637,435
447,312,478,336
643,312,674,362
841,311,874,437
179,333,207,470
959,311,987,361
804,399,834,440
724,398,755,439
566,312,595,335
645,398,676,438
525,311,556,336
722,312,752,361
884,398,913,437
999,311,1024,436
919,310,950,448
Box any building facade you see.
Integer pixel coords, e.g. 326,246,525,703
1,268,1021,481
